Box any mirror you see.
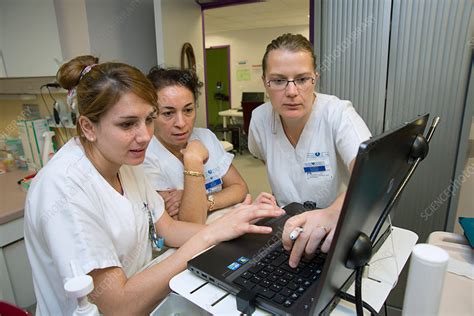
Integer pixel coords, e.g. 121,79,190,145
180,42,196,71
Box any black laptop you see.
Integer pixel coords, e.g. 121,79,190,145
188,114,429,315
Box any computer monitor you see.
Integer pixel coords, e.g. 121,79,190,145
241,92,265,102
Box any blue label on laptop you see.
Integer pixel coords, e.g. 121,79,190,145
237,256,249,264
227,262,241,271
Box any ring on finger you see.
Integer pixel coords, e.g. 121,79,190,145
318,226,329,234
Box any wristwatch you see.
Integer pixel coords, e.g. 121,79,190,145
207,194,215,211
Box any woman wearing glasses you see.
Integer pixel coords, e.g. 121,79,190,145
248,33,371,268
24,55,284,315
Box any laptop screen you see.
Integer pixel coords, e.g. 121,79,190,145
312,114,429,315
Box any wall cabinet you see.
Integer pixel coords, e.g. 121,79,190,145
0,0,63,77
0,0,157,79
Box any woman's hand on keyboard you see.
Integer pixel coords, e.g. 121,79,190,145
282,208,340,268
204,195,285,244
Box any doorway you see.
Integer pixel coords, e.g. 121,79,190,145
205,46,230,130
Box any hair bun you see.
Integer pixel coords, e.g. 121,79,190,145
56,55,99,90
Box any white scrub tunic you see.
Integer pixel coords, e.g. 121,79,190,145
24,138,164,315
248,93,371,208
142,128,234,194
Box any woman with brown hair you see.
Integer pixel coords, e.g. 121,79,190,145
24,55,284,315
249,33,371,267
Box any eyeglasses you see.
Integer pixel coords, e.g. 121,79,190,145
265,77,315,91
143,203,164,251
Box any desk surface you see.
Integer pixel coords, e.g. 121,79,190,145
164,227,417,315
0,169,31,225
428,232,474,316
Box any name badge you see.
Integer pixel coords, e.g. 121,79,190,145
205,178,223,193
304,152,331,179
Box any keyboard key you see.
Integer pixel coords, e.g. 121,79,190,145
241,271,253,279
250,275,262,284
268,274,278,282
280,288,293,297
274,268,285,276
264,265,275,273
277,278,288,286
290,292,300,300
270,283,282,292
248,262,265,274
287,282,298,290
272,294,286,305
271,254,288,267
300,267,315,278
257,270,269,278
283,299,293,307
280,263,301,274
303,280,312,287
233,277,256,290
297,286,306,294
260,279,272,288
295,277,304,284
254,285,276,299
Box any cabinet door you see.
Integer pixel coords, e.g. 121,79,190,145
0,0,63,77
2,239,35,308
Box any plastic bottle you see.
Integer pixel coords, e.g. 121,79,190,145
64,275,100,316
402,243,449,315
41,131,55,166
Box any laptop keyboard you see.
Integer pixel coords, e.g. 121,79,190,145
232,246,326,308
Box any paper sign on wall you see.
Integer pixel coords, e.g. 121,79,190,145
237,69,250,81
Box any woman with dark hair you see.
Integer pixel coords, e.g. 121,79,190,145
143,67,276,224
24,56,284,315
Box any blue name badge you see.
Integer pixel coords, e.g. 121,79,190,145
205,178,223,191
303,165,326,173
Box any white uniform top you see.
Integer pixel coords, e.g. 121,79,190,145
24,138,164,316
142,128,234,194
249,93,371,208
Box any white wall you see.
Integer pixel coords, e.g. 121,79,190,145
0,6,5,77
205,25,309,108
54,0,90,62
154,0,207,128
85,0,157,73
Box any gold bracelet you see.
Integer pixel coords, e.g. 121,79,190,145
183,170,205,178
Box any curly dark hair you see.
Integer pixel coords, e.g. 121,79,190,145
147,67,203,102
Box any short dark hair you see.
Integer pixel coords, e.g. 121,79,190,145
147,67,203,102
262,33,317,75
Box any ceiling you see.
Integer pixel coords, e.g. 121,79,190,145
203,0,310,34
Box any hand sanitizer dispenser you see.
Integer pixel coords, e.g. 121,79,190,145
64,275,100,316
